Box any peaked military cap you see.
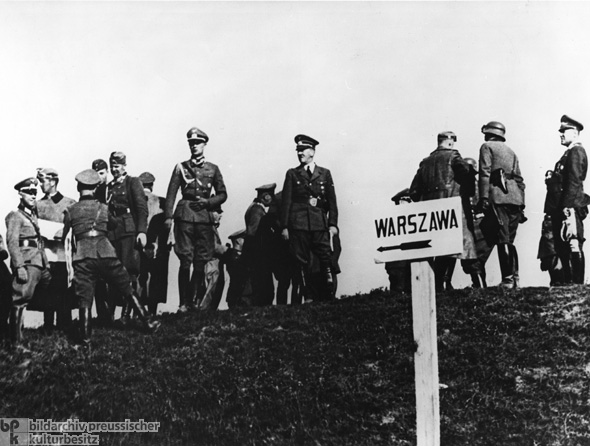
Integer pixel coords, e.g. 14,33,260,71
437,131,457,142
139,172,156,185
75,169,101,186
36,167,59,181
109,151,127,165
255,183,277,193
14,177,38,192
228,229,246,240
187,127,209,143
92,158,108,171
295,134,319,149
560,115,584,132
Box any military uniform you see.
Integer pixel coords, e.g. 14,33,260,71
243,183,276,306
0,235,12,345
6,178,52,346
544,115,590,284
165,127,227,311
30,168,77,330
224,229,251,309
64,169,159,344
280,134,338,301
410,131,476,291
478,121,526,288
137,172,170,315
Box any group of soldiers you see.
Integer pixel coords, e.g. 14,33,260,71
0,127,340,350
386,115,589,293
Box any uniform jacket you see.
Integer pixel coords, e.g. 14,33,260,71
5,206,47,269
145,190,169,256
544,142,590,213
107,175,148,240
164,160,227,224
479,141,525,206
37,192,76,262
280,164,338,231
63,197,118,262
409,147,471,201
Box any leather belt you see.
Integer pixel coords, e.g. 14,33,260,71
76,229,108,241
111,207,130,217
19,239,39,248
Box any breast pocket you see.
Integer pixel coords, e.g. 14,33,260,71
123,214,136,233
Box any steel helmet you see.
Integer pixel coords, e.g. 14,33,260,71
481,121,506,140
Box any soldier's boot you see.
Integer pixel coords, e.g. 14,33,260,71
571,252,585,284
511,244,520,289
323,267,334,300
178,269,191,313
443,258,456,291
498,243,515,289
299,267,312,303
118,303,133,328
43,311,55,333
192,271,206,310
125,293,161,333
470,273,487,289
79,307,92,347
9,306,25,349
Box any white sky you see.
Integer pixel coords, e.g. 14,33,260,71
2,1,590,306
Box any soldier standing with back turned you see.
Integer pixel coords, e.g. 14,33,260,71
165,127,227,312
478,121,526,289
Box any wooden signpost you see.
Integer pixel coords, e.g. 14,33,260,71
373,197,463,446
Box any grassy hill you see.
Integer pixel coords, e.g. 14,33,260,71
1,286,590,446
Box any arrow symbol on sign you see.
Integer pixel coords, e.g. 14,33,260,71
377,239,432,252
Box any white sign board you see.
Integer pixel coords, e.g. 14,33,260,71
372,196,463,262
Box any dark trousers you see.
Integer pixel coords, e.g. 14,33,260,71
551,208,586,284
289,229,332,270
72,258,134,309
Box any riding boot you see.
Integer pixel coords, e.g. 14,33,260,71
43,311,55,332
299,267,311,303
443,258,456,291
470,273,487,289
178,268,191,312
9,306,25,348
571,252,585,284
126,293,161,332
433,258,445,292
510,244,520,289
323,267,334,300
79,307,92,346
118,303,132,327
498,243,515,288
192,270,205,310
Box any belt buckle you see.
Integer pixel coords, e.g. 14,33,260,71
89,229,99,237
308,197,318,207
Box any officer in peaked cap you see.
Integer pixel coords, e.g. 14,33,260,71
5,177,51,348
478,120,526,289
243,182,277,306
280,133,338,302
106,150,148,325
33,166,77,332
63,169,160,345
91,159,109,204
164,126,227,313
137,171,170,316
544,114,590,285
75,169,101,186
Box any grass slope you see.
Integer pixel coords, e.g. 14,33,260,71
1,286,590,446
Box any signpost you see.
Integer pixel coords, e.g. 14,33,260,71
373,196,463,446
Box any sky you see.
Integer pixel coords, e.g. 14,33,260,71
2,1,590,318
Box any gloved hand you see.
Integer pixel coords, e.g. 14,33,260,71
136,232,147,249
560,208,576,242
16,266,28,284
164,218,173,231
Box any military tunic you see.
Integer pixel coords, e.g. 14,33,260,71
107,175,148,277
29,192,76,315
165,159,227,270
280,164,338,269
63,197,135,308
5,206,51,306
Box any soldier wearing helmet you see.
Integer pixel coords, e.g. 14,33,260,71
478,120,526,289
409,131,476,292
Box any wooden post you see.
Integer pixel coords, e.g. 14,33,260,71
411,260,440,446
